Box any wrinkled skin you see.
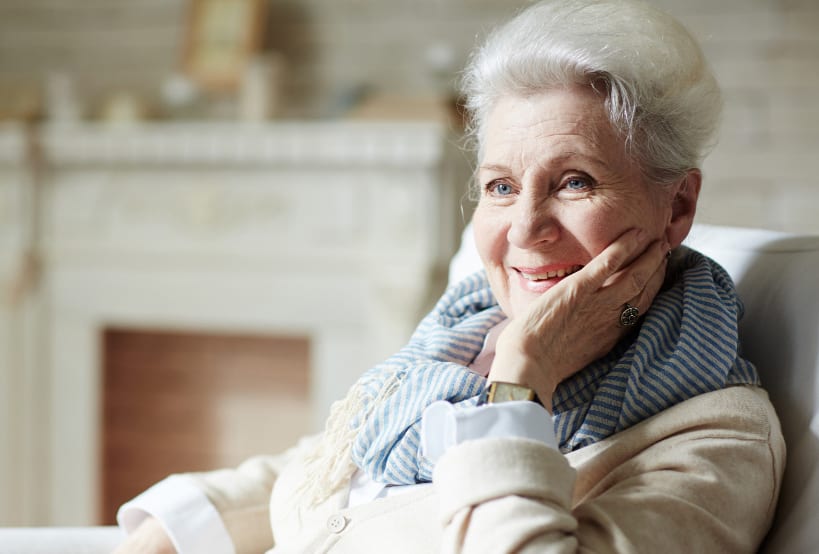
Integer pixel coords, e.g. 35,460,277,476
474,88,700,411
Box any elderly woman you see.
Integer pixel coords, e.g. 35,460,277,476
116,1,784,552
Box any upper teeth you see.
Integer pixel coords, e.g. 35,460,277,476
521,265,582,281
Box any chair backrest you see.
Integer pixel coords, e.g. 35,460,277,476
448,223,819,553
684,224,819,553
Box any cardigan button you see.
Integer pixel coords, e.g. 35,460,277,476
327,514,348,534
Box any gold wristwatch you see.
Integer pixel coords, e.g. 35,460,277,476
480,381,541,405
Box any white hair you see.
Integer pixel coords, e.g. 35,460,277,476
461,0,722,187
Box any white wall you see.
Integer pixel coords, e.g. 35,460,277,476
661,0,819,233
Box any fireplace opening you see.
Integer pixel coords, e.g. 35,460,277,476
100,328,311,525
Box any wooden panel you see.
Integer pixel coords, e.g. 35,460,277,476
100,328,310,525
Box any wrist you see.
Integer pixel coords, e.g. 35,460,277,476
487,361,556,413
480,381,540,405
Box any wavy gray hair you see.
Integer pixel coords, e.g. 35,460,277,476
461,0,722,189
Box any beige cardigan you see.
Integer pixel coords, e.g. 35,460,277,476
185,385,784,554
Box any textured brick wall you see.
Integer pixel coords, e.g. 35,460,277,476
663,0,819,232
0,1,186,111
1,0,817,232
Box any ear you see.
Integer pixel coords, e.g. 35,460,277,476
665,169,701,249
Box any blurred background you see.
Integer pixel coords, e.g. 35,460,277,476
0,0,817,528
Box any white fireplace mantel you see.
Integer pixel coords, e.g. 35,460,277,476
0,120,469,526
40,121,448,167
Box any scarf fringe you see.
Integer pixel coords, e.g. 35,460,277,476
295,372,404,508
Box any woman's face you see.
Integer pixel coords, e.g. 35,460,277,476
473,87,674,319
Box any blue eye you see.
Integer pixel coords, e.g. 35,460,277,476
566,177,589,190
564,177,592,191
488,181,514,196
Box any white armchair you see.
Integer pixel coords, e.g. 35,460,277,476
0,526,123,553
2,223,818,553
685,224,819,553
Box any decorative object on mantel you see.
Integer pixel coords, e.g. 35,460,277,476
98,91,153,127
182,0,268,93
0,84,42,122
159,74,203,120
238,52,285,122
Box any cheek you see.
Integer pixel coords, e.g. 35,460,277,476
557,201,627,255
471,207,515,312
471,206,504,265
572,192,670,252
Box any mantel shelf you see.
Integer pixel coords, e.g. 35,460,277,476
30,121,453,167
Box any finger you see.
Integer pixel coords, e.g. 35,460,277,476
614,259,667,330
616,241,669,333
625,243,670,313
577,228,649,292
612,238,670,299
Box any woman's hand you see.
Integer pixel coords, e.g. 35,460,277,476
112,516,176,554
488,229,670,412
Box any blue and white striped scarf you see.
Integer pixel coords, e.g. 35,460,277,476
348,247,759,485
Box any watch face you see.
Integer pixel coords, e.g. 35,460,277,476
489,382,536,403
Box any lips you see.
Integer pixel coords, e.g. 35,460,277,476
511,264,583,294
516,265,583,281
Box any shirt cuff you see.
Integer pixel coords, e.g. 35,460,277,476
117,474,236,554
421,400,557,463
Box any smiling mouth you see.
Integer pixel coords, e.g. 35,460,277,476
518,265,583,281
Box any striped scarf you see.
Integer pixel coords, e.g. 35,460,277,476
333,247,759,487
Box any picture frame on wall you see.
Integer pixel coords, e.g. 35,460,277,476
182,0,267,92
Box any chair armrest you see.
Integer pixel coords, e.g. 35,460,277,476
0,526,123,554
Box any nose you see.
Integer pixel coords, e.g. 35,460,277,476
506,194,560,249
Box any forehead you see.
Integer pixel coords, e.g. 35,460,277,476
481,89,624,165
